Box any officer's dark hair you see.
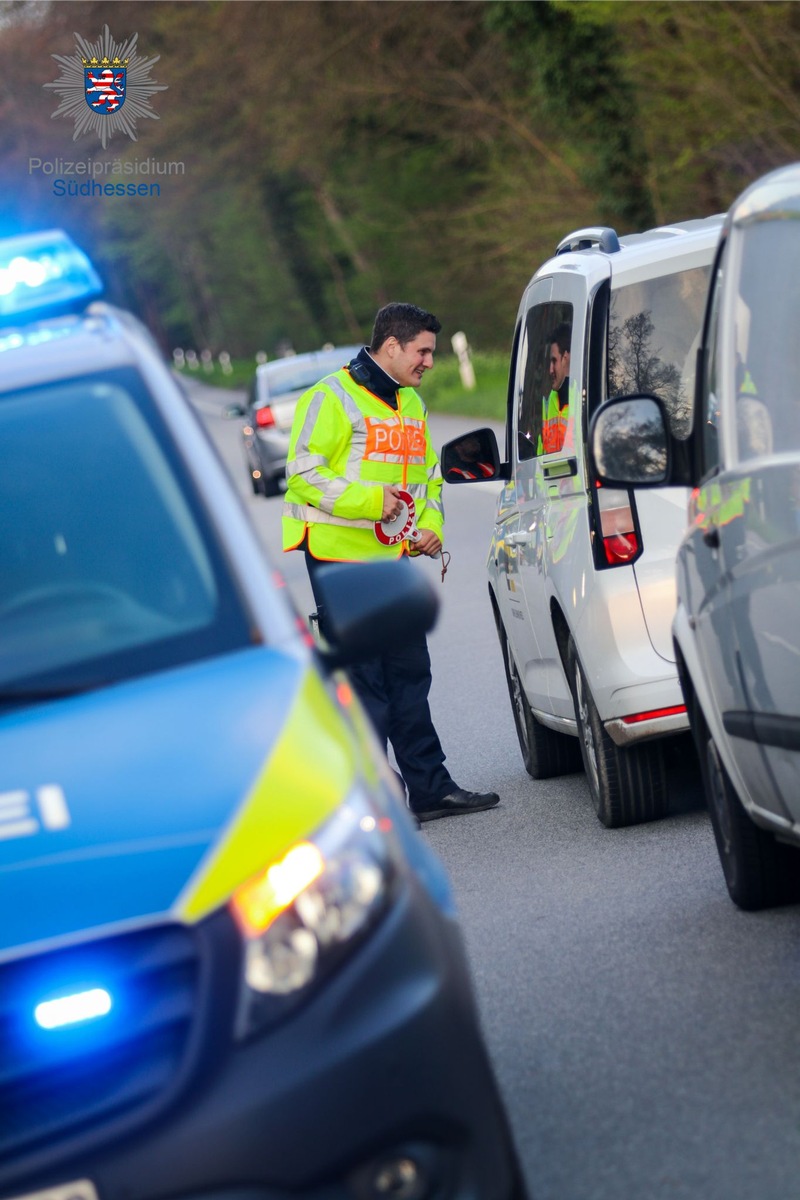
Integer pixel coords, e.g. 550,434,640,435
370,303,441,352
549,321,572,354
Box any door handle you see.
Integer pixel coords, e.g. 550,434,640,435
543,457,578,480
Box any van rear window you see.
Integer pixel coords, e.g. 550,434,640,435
609,264,711,438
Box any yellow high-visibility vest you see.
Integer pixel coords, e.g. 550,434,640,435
537,388,573,455
282,368,444,561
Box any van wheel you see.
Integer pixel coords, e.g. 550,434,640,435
500,628,581,779
704,736,800,910
568,638,668,827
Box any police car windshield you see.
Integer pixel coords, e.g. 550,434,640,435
0,367,252,702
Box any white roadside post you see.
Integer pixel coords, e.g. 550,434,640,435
451,330,476,390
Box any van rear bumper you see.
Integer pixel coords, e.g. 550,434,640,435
604,707,689,746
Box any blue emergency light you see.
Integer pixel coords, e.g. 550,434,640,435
0,229,103,322
34,986,113,1030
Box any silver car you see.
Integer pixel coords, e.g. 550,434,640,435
231,345,362,496
443,216,722,827
591,163,800,907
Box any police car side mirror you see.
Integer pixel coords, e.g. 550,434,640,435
313,560,439,671
441,427,509,483
589,395,674,487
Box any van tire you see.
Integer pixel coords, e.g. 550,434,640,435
500,627,581,780
704,734,800,910
568,637,668,827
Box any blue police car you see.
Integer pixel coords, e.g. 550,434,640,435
0,232,527,1200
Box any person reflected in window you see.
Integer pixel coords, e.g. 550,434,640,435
735,358,773,460
446,434,494,480
538,322,572,454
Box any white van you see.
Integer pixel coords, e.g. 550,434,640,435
443,216,722,827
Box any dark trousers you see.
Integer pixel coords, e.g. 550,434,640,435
306,553,455,810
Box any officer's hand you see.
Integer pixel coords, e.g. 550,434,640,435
381,486,404,521
415,529,442,557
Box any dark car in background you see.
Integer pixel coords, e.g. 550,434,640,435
230,345,362,496
590,162,800,910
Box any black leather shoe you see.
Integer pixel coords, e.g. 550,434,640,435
414,788,500,823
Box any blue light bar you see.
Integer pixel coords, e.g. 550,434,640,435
34,987,113,1030
0,229,103,321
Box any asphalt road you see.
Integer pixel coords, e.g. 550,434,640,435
190,376,800,1200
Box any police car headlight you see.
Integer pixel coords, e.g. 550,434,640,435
230,789,394,1039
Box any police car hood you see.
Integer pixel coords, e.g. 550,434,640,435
0,647,313,958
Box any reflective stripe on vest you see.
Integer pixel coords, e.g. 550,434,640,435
449,461,494,480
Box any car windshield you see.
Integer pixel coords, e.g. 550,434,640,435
262,349,360,400
608,263,711,438
730,216,800,459
0,367,252,702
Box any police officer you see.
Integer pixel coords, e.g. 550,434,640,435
282,302,500,822
538,321,573,455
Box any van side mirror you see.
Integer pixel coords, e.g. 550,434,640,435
441,427,508,483
589,395,670,486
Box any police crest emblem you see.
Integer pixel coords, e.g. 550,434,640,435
45,26,166,148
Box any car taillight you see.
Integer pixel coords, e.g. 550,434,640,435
255,406,275,428
597,485,639,565
621,704,686,725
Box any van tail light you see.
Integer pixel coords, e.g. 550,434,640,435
597,484,639,565
255,406,276,428
621,704,686,725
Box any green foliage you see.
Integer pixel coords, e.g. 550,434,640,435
485,0,655,229
421,353,510,421
176,359,256,390
553,0,800,221
1,0,797,358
